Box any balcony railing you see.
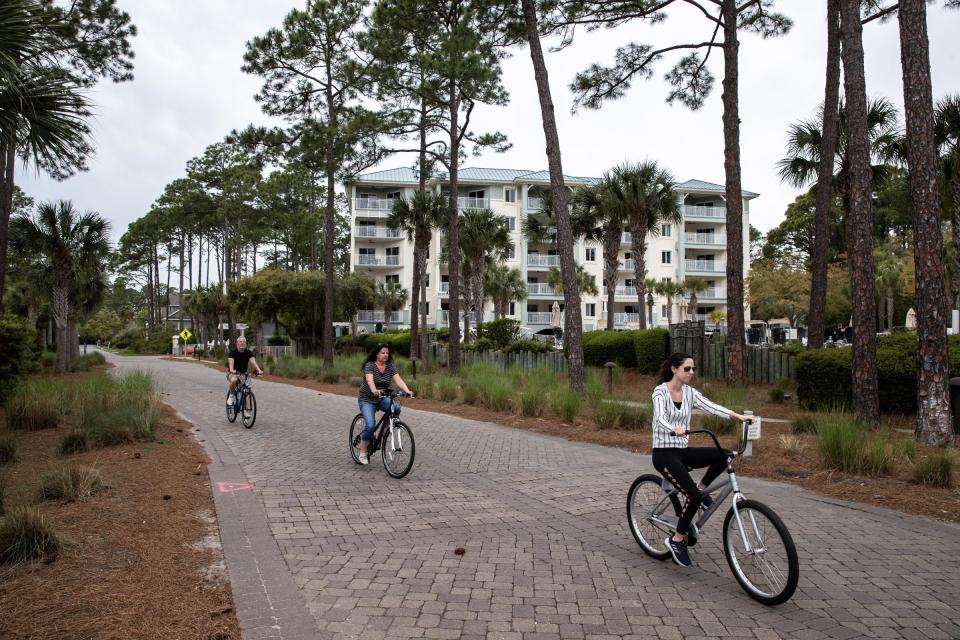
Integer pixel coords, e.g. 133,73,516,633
353,198,397,213
527,197,543,211
355,226,402,239
683,205,726,219
356,254,401,267
458,197,488,209
599,312,641,325
684,233,725,246
698,287,725,299
527,283,559,295
602,286,638,297
685,260,724,273
357,310,406,323
621,232,633,244
526,254,561,268
620,259,635,272
526,311,563,325
438,282,450,295
439,310,478,326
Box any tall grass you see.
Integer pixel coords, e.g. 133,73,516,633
516,391,546,417
434,377,459,402
38,465,104,502
863,438,896,476
68,351,106,372
551,386,581,423
76,371,160,445
790,414,818,435
0,433,16,464
5,379,68,430
913,449,955,488
616,403,649,430
270,356,324,379
698,381,747,412
593,401,620,430
0,506,63,564
817,411,866,473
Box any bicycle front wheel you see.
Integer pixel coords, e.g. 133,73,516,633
382,420,415,478
349,414,365,464
242,392,257,428
226,391,237,423
722,499,799,606
627,474,681,560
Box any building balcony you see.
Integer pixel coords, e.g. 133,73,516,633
438,310,478,326
684,233,725,247
353,198,397,218
683,205,726,220
526,196,543,211
526,254,561,269
527,283,560,296
599,312,641,326
355,226,403,240
602,286,638,298
355,254,402,268
620,259,635,272
459,197,488,210
438,282,450,297
527,311,563,325
357,310,407,324
697,287,726,301
684,259,724,274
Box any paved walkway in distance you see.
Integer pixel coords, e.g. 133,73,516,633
106,352,960,640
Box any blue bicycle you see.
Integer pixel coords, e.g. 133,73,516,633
226,372,258,428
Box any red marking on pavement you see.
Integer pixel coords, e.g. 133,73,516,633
217,481,254,493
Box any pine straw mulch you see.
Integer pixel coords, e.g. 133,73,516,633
181,357,959,524
0,369,239,640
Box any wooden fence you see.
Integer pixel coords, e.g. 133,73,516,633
428,343,566,373
670,321,796,384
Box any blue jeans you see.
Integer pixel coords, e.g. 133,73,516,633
359,397,400,442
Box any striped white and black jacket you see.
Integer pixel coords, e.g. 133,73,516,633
651,383,733,449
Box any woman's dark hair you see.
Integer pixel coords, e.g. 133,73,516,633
361,342,393,370
658,352,694,383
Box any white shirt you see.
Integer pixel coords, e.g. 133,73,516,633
651,382,733,449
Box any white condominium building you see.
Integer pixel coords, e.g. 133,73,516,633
346,166,757,334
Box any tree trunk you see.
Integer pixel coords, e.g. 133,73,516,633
808,0,841,350
0,141,15,314
154,245,162,328
446,81,462,374
631,215,649,330
52,266,70,373
721,0,746,385
410,230,425,359
899,0,952,444
412,110,430,360
323,143,336,367
522,0,585,391
840,0,880,425
603,226,621,330
950,171,960,311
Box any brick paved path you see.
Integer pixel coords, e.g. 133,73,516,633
107,353,960,640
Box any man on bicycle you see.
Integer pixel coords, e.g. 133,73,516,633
227,335,263,406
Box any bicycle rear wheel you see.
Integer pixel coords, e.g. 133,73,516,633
226,391,237,423
242,392,257,428
722,499,799,606
349,414,365,464
627,474,681,560
382,420,415,478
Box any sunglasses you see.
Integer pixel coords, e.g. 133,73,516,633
683,366,696,373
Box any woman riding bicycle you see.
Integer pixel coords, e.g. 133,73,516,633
357,343,413,465
652,352,756,567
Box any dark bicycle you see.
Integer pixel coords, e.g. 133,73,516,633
349,390,415,478
226,372,258,429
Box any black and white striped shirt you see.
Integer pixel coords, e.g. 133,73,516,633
651,383,733,449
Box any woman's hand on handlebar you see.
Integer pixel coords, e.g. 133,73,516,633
672,426,688,437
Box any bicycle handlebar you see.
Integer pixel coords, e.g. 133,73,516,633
685,418,753,457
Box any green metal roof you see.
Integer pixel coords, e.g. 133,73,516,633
675,179,759,198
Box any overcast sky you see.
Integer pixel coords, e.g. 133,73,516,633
17,0,960,242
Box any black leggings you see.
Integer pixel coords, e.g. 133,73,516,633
652,447,727,536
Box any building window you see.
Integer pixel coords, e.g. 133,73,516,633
359,247,374,256
386,274,399,284
661,304,668,319
661,251,671,264
468,189,485,199
424,274,430,287
506,216,516,231
585,303,596,317
505,188,516,203
509,302,515,316
506,245,516,260
585,247,596,262
661,223,671,237
423,302,430,315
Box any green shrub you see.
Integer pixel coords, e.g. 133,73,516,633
267,334,290,346
358,330,412,357
795,349,852,412
461,337,494,352
76,372,159,443
790,414,818,435
769,342,805,355
617,403,649,430
430,327,450,343
582,330,639,368
551,387,581,423
38,465,104,502
40,352,56,370
633,329,670,375
272,356,324,379
817,412,866,473
0,315,40,402
863,438,896,476
5,379,66,430
503,339,553,354
435,377,459,402
584,377,607,412
913,449,955,487
479,378,514,412
0,433,16,464
593,401,620,430
0,506,63,564
68,351,106,372
516,391,546,417
476,318,521,350
59,430,88,456
319,371,340,384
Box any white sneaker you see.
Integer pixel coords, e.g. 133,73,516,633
358,452,369,465
227,395,235,406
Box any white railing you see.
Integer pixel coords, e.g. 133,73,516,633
685,259,724,272
356,254,402,267
621,232,633,244
438,282,450,295
684,233,725,245
620,259,635,271
439,310,477,326
690,313,708,322
257,345,295,359
357,310,406,323
527,311,563,325
698,287,725,299
602,286,638,297
458,197,488,209
353,198,397,212
355,226,402,239
683,205,726,219
599,312,641,325
527,283,559,295
526,254,561,268
527,197,544,211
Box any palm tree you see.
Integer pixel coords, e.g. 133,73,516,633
485,263,526,320
644,277,658,327
458,208,510,341
388,190,445,357
873,247,902,332
10,200,109,372
681,277,710,322
935,95,960,310
547,264,598,297
606,161,681,328
376,281,407,330
652,279,686,325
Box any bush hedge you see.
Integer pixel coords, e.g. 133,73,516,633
582,330,640,368
634,329,670,375
267,334,290,346
503,339,553,354
357,330,411,357
0,315,40,402
476,318,521,350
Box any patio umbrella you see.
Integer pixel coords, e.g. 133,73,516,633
905,308,917,329
552,301,561,328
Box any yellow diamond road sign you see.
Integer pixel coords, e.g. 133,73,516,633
179,329,193,342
